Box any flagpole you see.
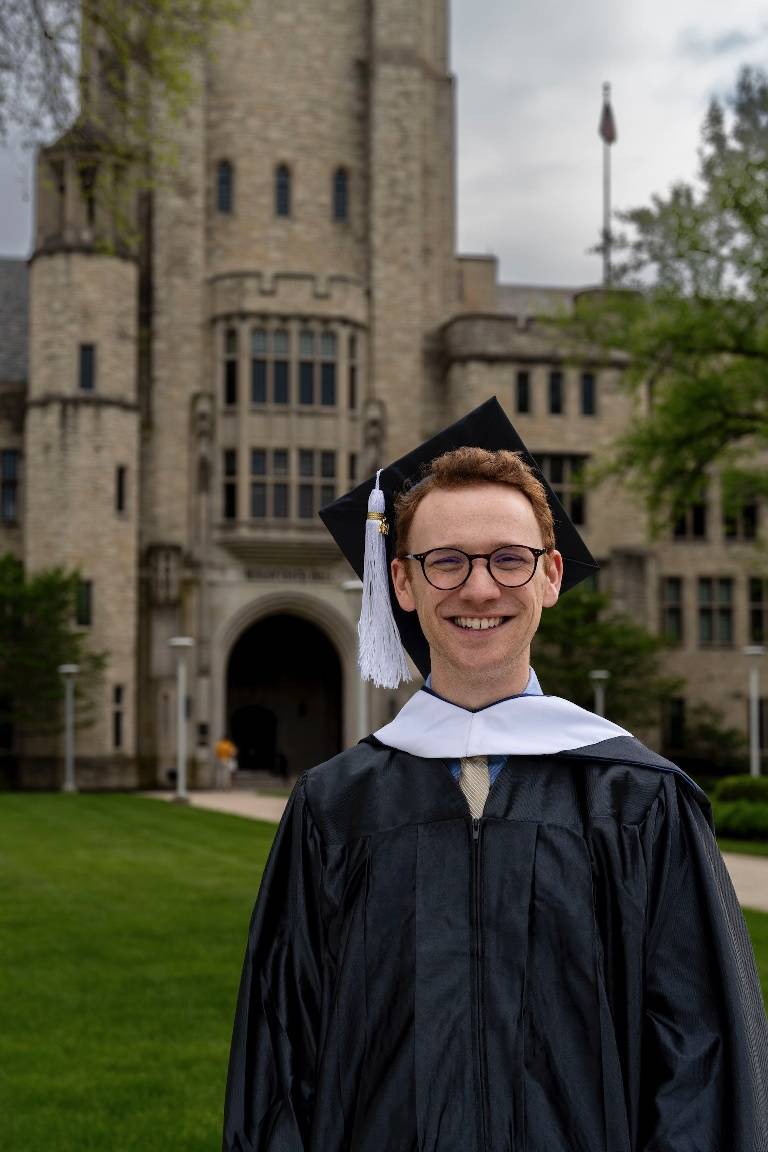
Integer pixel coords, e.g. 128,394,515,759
602,82,612,286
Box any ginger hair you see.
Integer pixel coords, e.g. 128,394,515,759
394,446,555,559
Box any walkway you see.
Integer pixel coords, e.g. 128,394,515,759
147,790,768,914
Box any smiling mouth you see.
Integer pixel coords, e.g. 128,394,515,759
451,616,510,631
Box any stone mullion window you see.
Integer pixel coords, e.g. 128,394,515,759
659,576,684,645
223,328,239,408
535,454,587,526
251,448,290,520
299,329,316,405
548,369,564,415
0,450,20,523
298,450,336,518
724,502,759,541
222,449,238,521
673,502,707,540
333,167,349,222
516,370,530,414
112,684,124,750
348,333,358,410
749,578,768,643
217,160,234,214
697,576,734,647
320,332,337,406
581,372,596,416
76,579,93,627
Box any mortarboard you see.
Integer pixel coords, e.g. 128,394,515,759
319,396,599,686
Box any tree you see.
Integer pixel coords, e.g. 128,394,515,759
532,589,680,730
0,552,108,744
0,0,247,154
567,66,768,529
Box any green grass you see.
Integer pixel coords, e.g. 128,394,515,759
718,838,768,857
0,795,275,1152
0,796,766,1152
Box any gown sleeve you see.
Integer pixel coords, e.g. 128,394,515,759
223,774,325,1152
641,775,768,1152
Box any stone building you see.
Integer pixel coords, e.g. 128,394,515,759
0,0,765,787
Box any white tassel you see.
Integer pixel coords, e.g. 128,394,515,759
358,469,412,688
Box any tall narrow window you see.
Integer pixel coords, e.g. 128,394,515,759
299,329,315,405
79,343,96,392
51,159,66,232
516,370,530,414
536,454,587,525
217,160,234,214
275,164,291,217
115,465,127,513
662,697,686,751
659,576,684,644
581,372,596,415
320,450,336,507
548,369,563,414
320,331,337,406
333,167,349,221
348,333,358,409
749,578,768,643
698,577,734,646
251,328,267,405
273,329,290,404
112,684,124,750
224,329,238,407
0,451,19,523
223,449,237,521
349,452,358,483
673,503,707,540
80,165,97,227
76,579,93,627
724,501,759,541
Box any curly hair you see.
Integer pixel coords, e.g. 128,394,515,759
394,446,555,559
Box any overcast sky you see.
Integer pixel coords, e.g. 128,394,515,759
1,0,766,284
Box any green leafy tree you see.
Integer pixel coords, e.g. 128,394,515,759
567,66,768,528
0,552,108,743
532,589,680,730
0,0,247,152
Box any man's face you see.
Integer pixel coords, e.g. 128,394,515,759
391,483,563,699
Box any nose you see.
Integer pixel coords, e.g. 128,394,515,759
459,557,502,599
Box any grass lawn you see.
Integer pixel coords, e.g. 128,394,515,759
718,838,768,857
1,795,766,1152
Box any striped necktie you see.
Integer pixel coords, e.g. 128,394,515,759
459,755,490,819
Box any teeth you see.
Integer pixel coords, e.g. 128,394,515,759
454,617,505,630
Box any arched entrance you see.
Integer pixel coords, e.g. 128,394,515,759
226,613,342,778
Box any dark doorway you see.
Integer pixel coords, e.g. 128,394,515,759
226,613,342,778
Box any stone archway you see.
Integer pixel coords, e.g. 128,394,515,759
226,613,342,778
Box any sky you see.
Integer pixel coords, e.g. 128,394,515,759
1,0,766,285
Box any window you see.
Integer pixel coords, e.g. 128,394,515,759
217,160,234,214
698,577,734,646
273,329,290,404
659,576,684,644
333,167,349,221
79,343,96,392
112,684,124,751
250,448,290,518
224,329,238,407
251,328,267,404
581,372,596,416
1,451,19,523
223,449,237,520
320,331,337,406
548,369,563,415
662,697,686,751
536,454,587,525
349,452,358,484
749,578,768,643
80,165,97,227
275,164,291,217
724,502,758,541
299,329,315,404
115,465,127,514
673,503,707,540
297,450,336,518
516,370,530,414
76,579,92,627
51,159,66,231
348,333,358,410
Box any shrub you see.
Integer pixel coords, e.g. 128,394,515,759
712,800,768,842
715,776,768,803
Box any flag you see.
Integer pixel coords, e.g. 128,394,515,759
599,84,617,145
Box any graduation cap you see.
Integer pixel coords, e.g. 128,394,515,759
319,396,599,687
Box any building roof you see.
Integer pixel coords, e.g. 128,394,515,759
496,283,586,320
0,259,29,383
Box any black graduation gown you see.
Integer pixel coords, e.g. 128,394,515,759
222,735,768,1152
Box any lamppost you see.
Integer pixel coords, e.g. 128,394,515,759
341,578,369,740
57,664,80,792
743,645,765,778
169,637,194,803
589,669,610,717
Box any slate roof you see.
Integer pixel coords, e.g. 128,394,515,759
0,259,29,384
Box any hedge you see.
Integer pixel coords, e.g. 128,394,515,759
715,776,768,803
711,800,768,842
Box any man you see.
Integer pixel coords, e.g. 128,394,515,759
223,399,767,1152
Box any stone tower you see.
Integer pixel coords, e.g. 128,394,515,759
24,115,140,784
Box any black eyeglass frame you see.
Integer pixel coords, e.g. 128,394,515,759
404,545,549,590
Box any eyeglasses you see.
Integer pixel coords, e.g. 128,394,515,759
404,545,548,590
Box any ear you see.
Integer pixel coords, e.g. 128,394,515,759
391,556,417,613
541,549,564,609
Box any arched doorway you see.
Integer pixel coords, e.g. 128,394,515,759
226,613,342,778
